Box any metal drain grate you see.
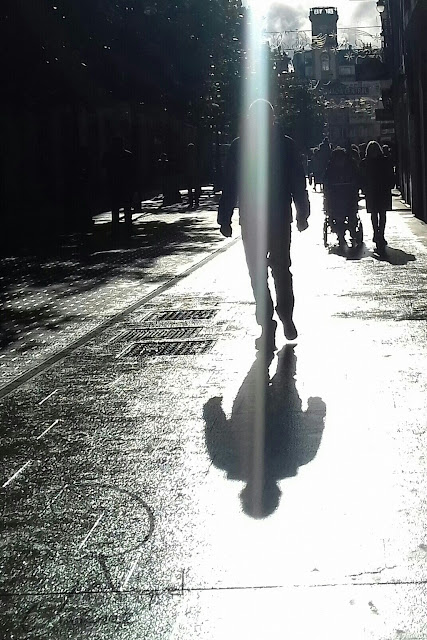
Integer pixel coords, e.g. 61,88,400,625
119,326,203,342
121,340,215,357
144,309,217,322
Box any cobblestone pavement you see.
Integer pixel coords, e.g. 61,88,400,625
1,188,427,639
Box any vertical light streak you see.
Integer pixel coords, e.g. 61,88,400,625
239,6,271,517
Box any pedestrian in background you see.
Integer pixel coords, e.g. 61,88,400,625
382,144,396,189
350,144,361,168
360,140,394,252
186,143,201,209
103,137,134,234
323,148,360,249
218,99,310,351
315,137,332,190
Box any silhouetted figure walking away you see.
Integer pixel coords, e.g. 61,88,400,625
186,143,201,209
315,137,332,190
360,140,394,252
218,99,310,351
103,137,134,235
203,346,326,518
158,151,182,206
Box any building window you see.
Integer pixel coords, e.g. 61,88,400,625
339,66,353,76
321,53,330,72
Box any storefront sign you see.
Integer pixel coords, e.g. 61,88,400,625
323,81,381,98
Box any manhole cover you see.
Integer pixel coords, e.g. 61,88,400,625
121,339,215,357
145,309,217,322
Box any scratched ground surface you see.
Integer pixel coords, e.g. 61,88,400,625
1,191,427,639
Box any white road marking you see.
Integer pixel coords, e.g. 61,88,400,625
78,511,105,550
36,419,60,440
2,460,32,488
121,550,143,591
38,389,59,406
51,484,69,503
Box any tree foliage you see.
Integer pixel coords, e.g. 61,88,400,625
274,73,326,149
2,0,245,125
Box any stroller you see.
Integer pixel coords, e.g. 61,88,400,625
322,150,363,249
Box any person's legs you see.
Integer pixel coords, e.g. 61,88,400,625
242,229,276,348
124,197,132,232
269,225,297,340
334,217,346,247
187,184,193,208
111,194,120,235
194,184,200,208
371,211,379,243
347,209,358,244
378,210,387,246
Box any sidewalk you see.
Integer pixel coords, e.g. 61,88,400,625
1,187,427,639
0,188,233,392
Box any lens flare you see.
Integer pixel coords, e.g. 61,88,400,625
239,6,272,516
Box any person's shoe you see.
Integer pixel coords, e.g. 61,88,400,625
376,236,387,252
255,320,277,352
282,318,298,341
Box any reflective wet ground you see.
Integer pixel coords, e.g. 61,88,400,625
1,189,427,639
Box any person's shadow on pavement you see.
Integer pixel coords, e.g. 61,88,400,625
203,345,326,519
372,246,416,265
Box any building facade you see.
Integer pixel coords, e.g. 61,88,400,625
381,0,427,222
293,7,387,148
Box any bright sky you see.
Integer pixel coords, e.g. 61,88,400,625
243,0,381,49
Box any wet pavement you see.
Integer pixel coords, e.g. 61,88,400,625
1,188,427,639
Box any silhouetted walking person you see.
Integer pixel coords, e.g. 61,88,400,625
186,143,201,209
103,137,135,234
360,140,394,252
218,99,310,351
315,136,332,190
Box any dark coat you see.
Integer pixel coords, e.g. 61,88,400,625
360,155,394,213
218,126,310,232
323,155,360,220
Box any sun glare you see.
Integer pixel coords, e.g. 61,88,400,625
239,2,272,517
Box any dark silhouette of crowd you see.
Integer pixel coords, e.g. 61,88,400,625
308,138,395,252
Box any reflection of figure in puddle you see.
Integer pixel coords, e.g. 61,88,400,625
203,346,326,518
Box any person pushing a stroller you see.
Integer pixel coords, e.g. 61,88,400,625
323,148,361,249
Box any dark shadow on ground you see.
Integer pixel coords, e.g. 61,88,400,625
331,242,417,265
372,246,416,265
0,192,222,350
328,242,366,260
203,345,326,519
